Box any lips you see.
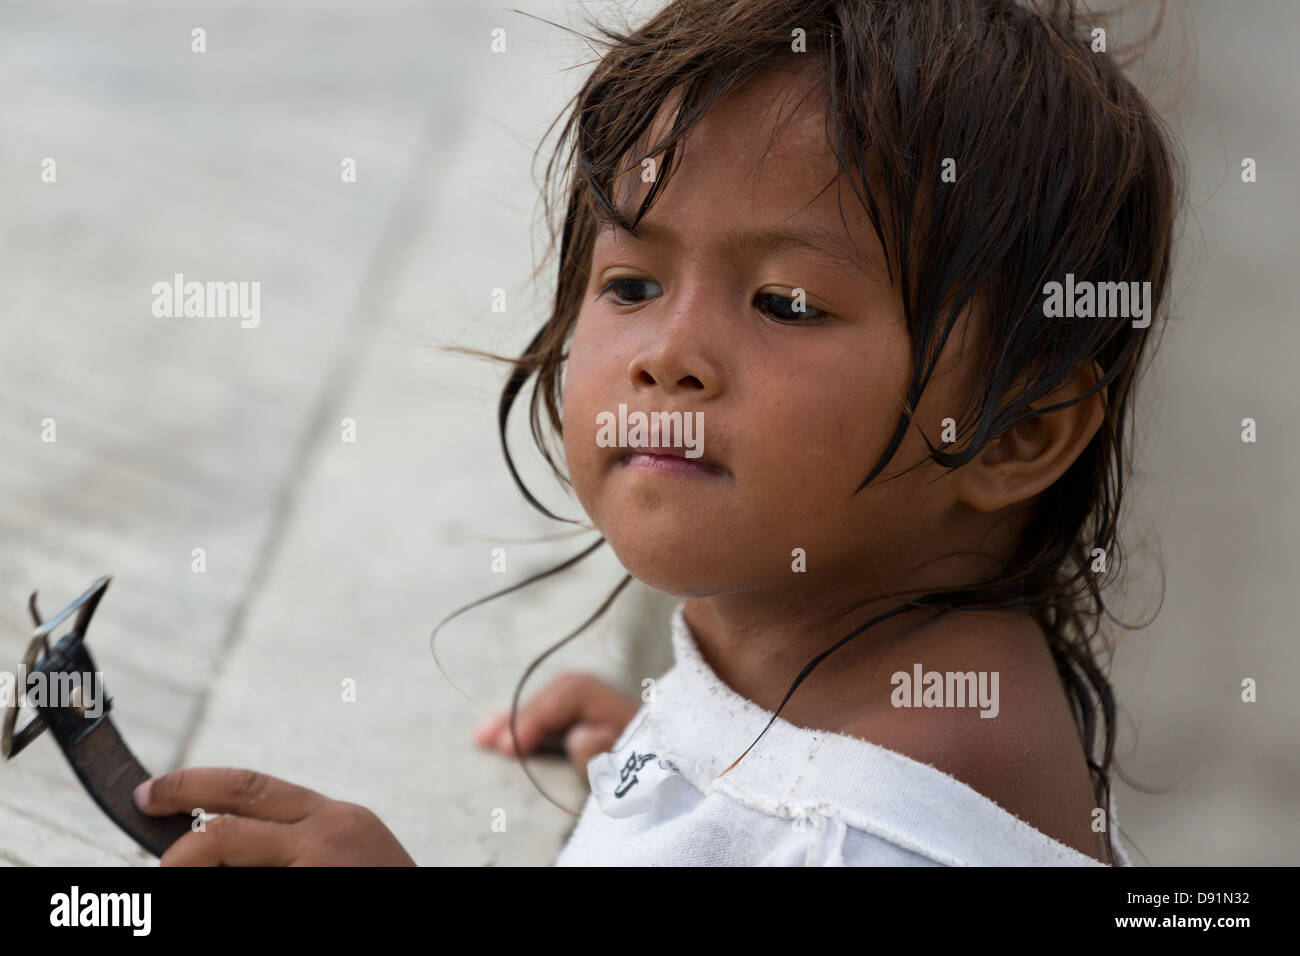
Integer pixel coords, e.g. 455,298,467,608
620,445,727,476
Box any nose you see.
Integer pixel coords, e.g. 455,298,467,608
626,308,724,399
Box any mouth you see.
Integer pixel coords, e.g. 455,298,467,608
617,446,728,479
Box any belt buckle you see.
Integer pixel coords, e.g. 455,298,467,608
2,575,193,857
1,574,108,759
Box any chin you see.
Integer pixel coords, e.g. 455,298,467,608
575,473,748,595
620,566,724,599
601,534,732,598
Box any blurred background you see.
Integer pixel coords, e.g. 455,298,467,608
0,0,1294,865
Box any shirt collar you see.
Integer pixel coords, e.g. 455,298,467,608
645,601,1125,866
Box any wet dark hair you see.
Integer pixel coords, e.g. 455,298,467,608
432,0,1181,865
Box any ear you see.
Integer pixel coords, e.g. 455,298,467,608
956,361,1108,514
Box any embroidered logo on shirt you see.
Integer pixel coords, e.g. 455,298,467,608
587,714,680,818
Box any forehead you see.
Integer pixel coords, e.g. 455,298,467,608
608,63,881,264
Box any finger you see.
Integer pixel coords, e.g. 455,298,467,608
564,723,621,770
473,709,509,747
160,814,295,867
494,674,613,755
137,767,326,824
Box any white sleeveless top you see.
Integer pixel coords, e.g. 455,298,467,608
555,602,1131,866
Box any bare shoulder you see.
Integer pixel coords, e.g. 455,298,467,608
840,610,1111,863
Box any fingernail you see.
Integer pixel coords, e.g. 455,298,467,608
133,779,152,809
495,727,511,748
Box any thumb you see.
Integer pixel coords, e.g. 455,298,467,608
564,723,621,772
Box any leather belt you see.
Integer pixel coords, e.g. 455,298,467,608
2,575,192,857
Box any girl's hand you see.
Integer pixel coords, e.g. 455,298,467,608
133,767,416,866
474,673,641,773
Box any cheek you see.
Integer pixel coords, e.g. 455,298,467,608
734,342,919,546
719,376,883,539
560,314,617,515
751,353,906,489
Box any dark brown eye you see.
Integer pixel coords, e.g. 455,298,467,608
755,292,827,324
599,278,662,304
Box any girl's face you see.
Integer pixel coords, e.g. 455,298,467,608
561,65,985,605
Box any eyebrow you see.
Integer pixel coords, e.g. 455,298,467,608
597,212,878,280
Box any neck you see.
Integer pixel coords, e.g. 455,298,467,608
681,590,935,727
678,511,1035,730
680,569,1035,731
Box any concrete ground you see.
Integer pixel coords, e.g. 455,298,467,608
0,0,1295,866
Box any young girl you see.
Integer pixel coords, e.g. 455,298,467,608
134,0,1178,866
